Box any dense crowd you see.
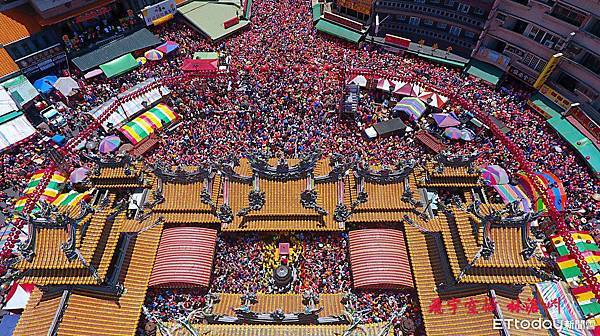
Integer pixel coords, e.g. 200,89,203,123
211,233,350,294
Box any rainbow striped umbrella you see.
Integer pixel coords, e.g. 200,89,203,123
393,97,427,121
98,135,121,153
52,189,94,207
144,49,164,61
481,165,509,185
443,127,462,139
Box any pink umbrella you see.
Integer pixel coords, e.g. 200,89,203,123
69,167,89,183
376,78,392,91
393,81,414,96
419,92,449,108
98,135,121,153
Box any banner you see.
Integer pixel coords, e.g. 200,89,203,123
533,53,562,89
142,0,177,26
539,84,572,110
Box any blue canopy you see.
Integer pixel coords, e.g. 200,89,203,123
33,75,58,94
0,314,20,336
51,134,66,146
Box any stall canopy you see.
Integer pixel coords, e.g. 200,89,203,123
100,54,140,78
118,103,179,145
492,184,532,212
393,97,427,121
0,87,18,116
0,111,36,152
149,227,217,287
72,28,161,72
535,281,587,336
518,171,566,212
556,252,600,285
23,169,67,202
193,51,219,60
481,165,509,185
315,19,363,44
349,229,413,288
0,75,38,108
571,285,600,317
465,59,503,85
52,189,94,207
52,77,79,97
431,113,460,128
547,116,600,176
418,91,449,109
156,40,179,54
181,58,219,75
365,118,407,139
551,232,599,257
33,75,58,94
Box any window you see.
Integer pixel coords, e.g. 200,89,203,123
415,0,425,3
550,3,587,27
581,52,600,73
496,13,506,21
449,26,462,36
474,7,485,16
526,25,564,49
585,18,600,38
556,72,577,92
409,17,420,26
458,3,470,14
521,53,547,72
437,22,448,29
424,19,434,26
445,0,456,6
464,31,476,39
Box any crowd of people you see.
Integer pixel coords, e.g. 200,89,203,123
1,0,598,331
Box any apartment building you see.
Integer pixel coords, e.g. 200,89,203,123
474,0,599,128
372,0,494,58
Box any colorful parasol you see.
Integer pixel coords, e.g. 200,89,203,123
144,49,164,61
376,78,392,91
156,41,179,54
418,91,449,108
136,57,147,66
393,97,427,121
518,171,566,212
481,165,510,185
431,113,460,128
69,167,89,184
98,135,121,153
443,127,462,139
460,128,476,141
492,184,532,212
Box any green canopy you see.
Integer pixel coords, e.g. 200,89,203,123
193,52,220,60
465,60,503,85
99,54,139,79
529,93,564,119
547,116,600,175
312,3,322,22
315,20,363,44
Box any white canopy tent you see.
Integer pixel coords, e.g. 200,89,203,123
0,112,36,152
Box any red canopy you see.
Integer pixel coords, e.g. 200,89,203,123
181,59,219,76
149,227,217,287
349,229,414,289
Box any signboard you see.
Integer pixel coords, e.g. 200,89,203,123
385,34,410,49
475,47,510,70
539,84,572,110
17,45,67,76
508,66,535,86
533,53,562,89
142,0,177,26
75,6,112,23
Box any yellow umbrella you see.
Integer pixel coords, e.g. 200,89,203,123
136,57,147,66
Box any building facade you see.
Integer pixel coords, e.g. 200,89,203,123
372,0,494,58
474,0,600,125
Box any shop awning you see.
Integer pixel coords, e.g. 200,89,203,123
149,227,217,287
0,111,36,152
528,93,564,119
349,229,413,288
315,19,363,44
72,28,161,72
178,0,250,41
465,60,504,85
118,103,178,144
547,116,600,175
535,281,587,336
99,54,139,78
312,3,322,22
0,75,39,108
23,169,67,202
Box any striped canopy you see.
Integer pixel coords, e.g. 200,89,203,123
118,104,178,145
551,232,598,257
393,97,427,121
492,184,532,212
518,171,566,212
23,169,67,202
535,281,587,336
557,251,600,285
52,189,94,207
572,285,600,317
